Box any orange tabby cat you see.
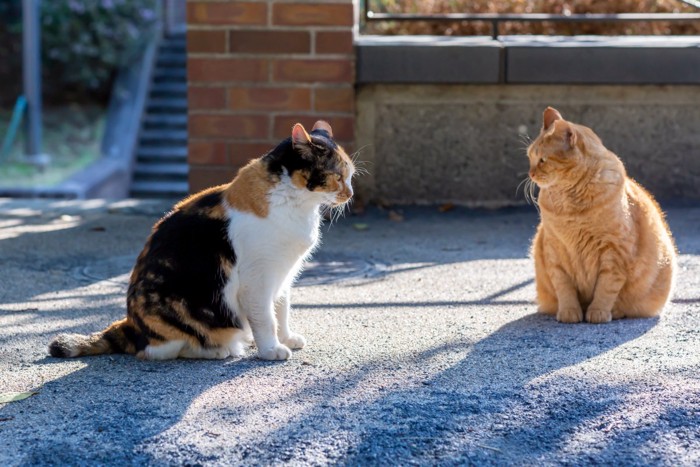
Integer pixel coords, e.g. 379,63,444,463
527,107,676,324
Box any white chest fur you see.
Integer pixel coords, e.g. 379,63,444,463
223,194,322,315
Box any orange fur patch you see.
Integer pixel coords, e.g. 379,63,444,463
225,159,274,218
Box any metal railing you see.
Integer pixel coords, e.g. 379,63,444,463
363,1,700,39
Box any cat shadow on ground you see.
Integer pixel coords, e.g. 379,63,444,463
0,353,261,465
247,313,661,464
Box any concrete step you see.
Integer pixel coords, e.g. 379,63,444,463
157,52,187,68
150,82,188,98
147,97,188,112
143,113,188,129
153,67,187,82
160,41,186,54
140,130,188,148
136,146,188,164
130,180,189,198
162,35,186,49
134,162,189,177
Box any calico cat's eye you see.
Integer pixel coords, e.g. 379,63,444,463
334,174,342,181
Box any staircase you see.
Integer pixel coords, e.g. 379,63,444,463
130,34,189,198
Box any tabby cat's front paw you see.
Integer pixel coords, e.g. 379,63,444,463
586,306,612,324
258,343,292,361
557,306,583,323
282,333,306,350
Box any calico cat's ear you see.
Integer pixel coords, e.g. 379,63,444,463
311,120,333,137
292,123,312,148
543,107,563,131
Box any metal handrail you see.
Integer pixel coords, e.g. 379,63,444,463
364,4,700,39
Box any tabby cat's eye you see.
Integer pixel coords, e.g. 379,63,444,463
540,157,547,164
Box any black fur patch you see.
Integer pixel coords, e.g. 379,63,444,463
263,129,344,191
127,189,238,348
48,341,69,358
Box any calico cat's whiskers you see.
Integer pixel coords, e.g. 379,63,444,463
322,202,349,226
349,145,372,177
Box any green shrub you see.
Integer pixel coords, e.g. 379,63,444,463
366,0,700,35
41,0,158,95
0,0,158,104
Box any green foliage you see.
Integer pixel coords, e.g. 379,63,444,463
41,0,158,92
0,0,158,103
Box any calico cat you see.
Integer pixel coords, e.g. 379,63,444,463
49,120,354,360
527,107,676,324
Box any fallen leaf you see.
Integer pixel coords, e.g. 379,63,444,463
0,392,38,403
388,210,404,222
353,223,369,231
438,203,455,213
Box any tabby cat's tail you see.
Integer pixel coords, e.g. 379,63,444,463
48,318,138,358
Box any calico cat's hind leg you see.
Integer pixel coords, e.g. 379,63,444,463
275,289,306,350
140,340,186,360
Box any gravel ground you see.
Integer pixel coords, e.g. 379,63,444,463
0,199,698,466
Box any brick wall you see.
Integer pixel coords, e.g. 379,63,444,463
186,0,356,192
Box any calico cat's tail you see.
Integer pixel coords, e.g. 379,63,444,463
48,318,138,358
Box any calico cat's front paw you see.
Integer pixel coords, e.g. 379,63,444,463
258,343,292,361
557,305,583,323
586,306,612,324
282,333,306,350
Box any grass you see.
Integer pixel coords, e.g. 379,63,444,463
0,103,105,189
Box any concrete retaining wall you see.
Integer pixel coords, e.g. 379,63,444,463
356,84,700,206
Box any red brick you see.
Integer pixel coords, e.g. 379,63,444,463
273,115,354,141
188,87,227,109
316,31,354,55
189,167,239,193
188,140,228,165
314,87,354,112
187,30,227,53
273,3,353,26
230,30,310,54
229,142,275,165
229,87,311,111
188,58,268,83
272,59,353,83
188,2,266,26
189,114,269,139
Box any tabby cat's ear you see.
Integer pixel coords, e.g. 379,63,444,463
311,120,333,137
543,107,563,131
553,120,578,149
292,123,311,148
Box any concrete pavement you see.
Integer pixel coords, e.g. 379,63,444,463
0,199,699,465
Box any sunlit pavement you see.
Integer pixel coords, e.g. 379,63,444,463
1,199,699,465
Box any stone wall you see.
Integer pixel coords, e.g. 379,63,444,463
186,0,355,192
356,84,700,207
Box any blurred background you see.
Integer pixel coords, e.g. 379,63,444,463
0,0,185,198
